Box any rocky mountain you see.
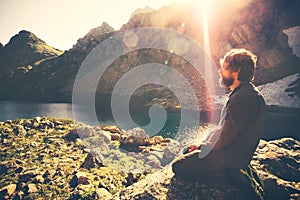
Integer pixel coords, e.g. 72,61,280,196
0,118,299,199
0,30,64,100
0,23,115,102
121,0,300,81
0,30,63,76
0,0,300,107
130,5,154,19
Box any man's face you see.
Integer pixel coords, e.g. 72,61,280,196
219,63,234,88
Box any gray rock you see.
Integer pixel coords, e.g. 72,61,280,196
63,129,79,142
98,130,111,143
77,126,96,138
145,155,161,168
122,127,149,145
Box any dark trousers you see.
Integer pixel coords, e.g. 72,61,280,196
171,150,228,181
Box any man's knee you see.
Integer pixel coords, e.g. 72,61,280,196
171,156,184,174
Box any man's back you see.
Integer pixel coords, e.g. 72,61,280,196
213,82,266,169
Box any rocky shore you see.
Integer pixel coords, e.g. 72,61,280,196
0,117,299,199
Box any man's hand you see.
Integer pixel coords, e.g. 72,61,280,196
188,144,200,152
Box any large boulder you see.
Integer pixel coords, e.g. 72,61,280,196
251,138,300,199
116,138,300,199
116,165,262,200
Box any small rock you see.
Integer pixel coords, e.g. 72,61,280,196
153,136,164,144
99,125,122,134
42,170,51,179
19,170,39,182
4,120,12,124
98,130,111,143
15,159,26,165
121,127,149,145
63,129,79,142
95,188,113,200
15,166,25,173
110,133,121,141
145,155,161,168
53,167,65,177
34,175,44,184
26,183,38,194
32,117,41,128
124,172,142,187
16,191,24,199
54,120,64,126
0,184,17,197
75,138,85,147
77,126,96,138
13,125,26,135
81,152,105,169
33,116,42,123
70,172,91,188
69,184,95,200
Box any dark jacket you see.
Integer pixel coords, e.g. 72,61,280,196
211,82,266,168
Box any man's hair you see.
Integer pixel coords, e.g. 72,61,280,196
219,48,257,82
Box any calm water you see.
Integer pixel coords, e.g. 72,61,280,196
0,101,74,121
0,101,299,140
0,101,182,138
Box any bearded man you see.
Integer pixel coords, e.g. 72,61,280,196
172,49,266,180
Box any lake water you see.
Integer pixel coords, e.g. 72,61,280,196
0,101,182,138
0,101,299,140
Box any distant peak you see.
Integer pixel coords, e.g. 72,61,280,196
101,22,112,28
130,5,154,19
6,30,44,48
19,30,31,35
4,30,63,56
85,23,115,38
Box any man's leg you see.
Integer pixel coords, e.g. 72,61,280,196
172,150,224,181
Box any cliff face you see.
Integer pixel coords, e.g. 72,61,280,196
0,118,299,199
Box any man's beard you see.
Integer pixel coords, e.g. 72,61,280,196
219,76,234,88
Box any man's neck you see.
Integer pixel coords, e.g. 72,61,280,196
229,79,241,92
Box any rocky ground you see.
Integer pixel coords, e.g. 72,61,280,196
0,117,299,199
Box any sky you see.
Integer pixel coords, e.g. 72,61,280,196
0,0,188,50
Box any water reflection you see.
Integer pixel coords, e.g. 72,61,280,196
0,101,73,121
